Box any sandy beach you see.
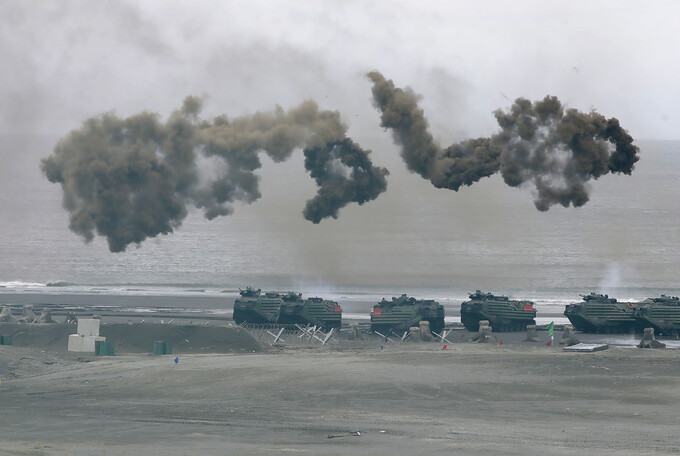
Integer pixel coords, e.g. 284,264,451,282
1,322,680,455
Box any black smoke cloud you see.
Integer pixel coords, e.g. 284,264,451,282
368,71,639,211
303,138,389,223
41,97,388,252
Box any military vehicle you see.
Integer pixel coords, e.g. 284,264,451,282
460,290,536,332
563,292,638,333
232,287,277,324
232,287,342,329
634,295,680,337
370,294,445,335
277,292,342,329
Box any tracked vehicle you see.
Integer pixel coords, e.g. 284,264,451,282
232,288,342,329
277,292,342,329
460,290,536,332
563,292,638,334
370,294,444,335
634,295,680,337
232,288,279,324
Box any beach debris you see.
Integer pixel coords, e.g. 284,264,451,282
523,324,541,342
0,306,14,322
38,308,55,323
637,328,666,349
559,324,580,346
348,322,363,340
563,343,609,352
17,306,37,324
328,431,361,439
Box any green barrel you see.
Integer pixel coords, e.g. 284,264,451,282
1,335,12,346
96,341,114,356
163,343,172,355
153,341,166,355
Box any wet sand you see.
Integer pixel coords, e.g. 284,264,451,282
1,322,680,455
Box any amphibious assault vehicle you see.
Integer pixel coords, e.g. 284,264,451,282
563,292,638,334
370,294,445,335
460,290,536,332
232,287,342,329
277,292,342,329
634,295,680,337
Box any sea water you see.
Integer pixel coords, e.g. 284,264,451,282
1,135,679,320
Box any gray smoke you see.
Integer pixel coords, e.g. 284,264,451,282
368,71,639,211
41,97,388,252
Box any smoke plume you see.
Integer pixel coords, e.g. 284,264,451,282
368,71,639,211
41,97,388,252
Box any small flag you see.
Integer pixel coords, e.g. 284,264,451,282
442,345,447,350
380,345,383,351
174,356,179,364
546,340,552,346
499,340,503,345
547,321,554,337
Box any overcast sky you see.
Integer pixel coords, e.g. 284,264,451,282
2,0,678,141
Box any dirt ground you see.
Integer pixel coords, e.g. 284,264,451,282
1,325,680,455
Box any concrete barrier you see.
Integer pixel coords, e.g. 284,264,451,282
18,306,37,323
0,306,14,322
638,328,666,349
419,321,433,341
559,324,580,346
38,308,55,323
77,319,101,337
68,334,106,352
348,322,363,340
523,325,540,342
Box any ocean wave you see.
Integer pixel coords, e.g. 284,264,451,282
46,281,78,287
0,281,47,288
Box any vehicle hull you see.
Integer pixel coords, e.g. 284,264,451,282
370,295,445,335
460,291,536,332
